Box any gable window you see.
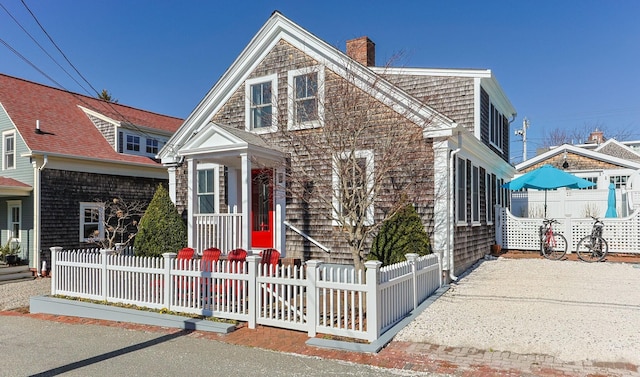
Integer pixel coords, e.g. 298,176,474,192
146,139,159,155
287,65,324,130
489,103,504,150
3,131,15,170
245,74,277,133
126,134,140,152
7,200,21,242
332,150,374,226
197,164,219,214
80,202,104,242
456,157,466,223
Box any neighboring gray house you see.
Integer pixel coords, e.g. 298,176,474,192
0,73,182,273
159,12,517,279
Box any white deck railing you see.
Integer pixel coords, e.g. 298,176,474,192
193,212,243,254
497,207,640,254
50,250,442,342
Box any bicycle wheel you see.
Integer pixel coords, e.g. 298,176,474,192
541,233,567,260
576,236,608,262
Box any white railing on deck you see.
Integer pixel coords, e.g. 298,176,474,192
51,250,442,342
194,212,243,254
497,207,640,254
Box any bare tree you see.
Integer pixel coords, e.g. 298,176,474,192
261,60,436,271
89,198,146,251
543,121,633,147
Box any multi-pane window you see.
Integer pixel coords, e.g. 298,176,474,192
456,157,466,223
333,150,374,226
610,175,628,189
3,132,15,170
126,135,140,152
250,81,273,129
580,176,598,190
245,74,277,133
288,66,324,129
197,169,215,213
7,201,21,241
146,139,159,155
80,203,103,242
294,73,318,123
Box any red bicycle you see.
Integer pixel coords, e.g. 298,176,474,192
539,218,568,260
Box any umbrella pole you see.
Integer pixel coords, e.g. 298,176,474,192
544,190,547,218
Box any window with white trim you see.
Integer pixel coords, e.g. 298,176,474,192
7,200,21,242
472,166,480,223
610,175,628,189
146,138,159,155
287,66,324,129
3,131,15,170
197,164,219,214
246,74,277,133
332,150,374,226
456,157,466,223
80,202,104,242
126,134,140,152
489,103,504,150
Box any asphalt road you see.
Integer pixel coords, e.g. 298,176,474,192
0,316,443,377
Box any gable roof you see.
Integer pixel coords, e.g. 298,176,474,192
159,11,458,164
0,73,183,166
594,139,640,163
516,143,640,171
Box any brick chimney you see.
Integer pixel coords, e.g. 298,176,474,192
588,129,604,144
346,36,375,67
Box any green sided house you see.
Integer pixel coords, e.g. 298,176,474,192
158,12,517,279
0,73,182,274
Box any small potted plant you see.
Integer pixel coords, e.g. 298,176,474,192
0,240,20,265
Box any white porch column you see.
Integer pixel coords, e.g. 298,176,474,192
240,153,251,251
187,158,197,249
432,140,452,272
275,167,286,256
168,166,177,204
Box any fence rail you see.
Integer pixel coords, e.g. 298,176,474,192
496,207,640,254
50,249,442,342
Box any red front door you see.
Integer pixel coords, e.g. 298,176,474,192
251,169,274,248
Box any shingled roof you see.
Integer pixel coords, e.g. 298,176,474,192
0,73,183,166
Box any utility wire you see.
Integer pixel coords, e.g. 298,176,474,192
0,2,92,97
18,0,160,141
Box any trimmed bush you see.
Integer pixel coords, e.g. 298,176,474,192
369,203,431,266
134,184,187,256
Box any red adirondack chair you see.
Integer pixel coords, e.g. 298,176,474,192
259,248,280,275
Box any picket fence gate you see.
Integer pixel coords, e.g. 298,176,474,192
50,249,442,342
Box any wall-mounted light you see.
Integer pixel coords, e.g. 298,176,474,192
562,151,569,169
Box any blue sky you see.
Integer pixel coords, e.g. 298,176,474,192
2,1,639,164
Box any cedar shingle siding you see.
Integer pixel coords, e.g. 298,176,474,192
174,40,436,264
40,169,166,251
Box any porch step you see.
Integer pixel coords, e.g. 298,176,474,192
0,265,34,284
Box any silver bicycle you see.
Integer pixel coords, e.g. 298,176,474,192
575,216,608,262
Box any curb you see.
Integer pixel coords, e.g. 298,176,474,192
29,296,236,334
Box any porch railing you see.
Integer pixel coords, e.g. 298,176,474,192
194,212,243,254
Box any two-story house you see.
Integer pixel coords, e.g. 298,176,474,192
0,73,183,273
158,12,516,279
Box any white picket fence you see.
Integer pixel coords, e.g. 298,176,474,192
496,207,640,254
50,250,442,342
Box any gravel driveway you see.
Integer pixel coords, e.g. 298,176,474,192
395,257,640,365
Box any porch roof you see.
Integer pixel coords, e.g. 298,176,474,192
178,123,284,168
0,176,32,197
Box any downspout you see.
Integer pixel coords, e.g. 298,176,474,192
33,154,48,276
448,147,461,282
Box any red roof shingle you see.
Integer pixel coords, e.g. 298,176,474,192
0,73,183,166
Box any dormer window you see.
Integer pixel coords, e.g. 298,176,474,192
287,65,324,130
126,135,140,152
245,74,277,133
118,131,166,158
146,139,159,155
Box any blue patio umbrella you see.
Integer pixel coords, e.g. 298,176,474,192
502,164,596,217
605,183,617,218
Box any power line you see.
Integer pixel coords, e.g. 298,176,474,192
0,2,92,97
